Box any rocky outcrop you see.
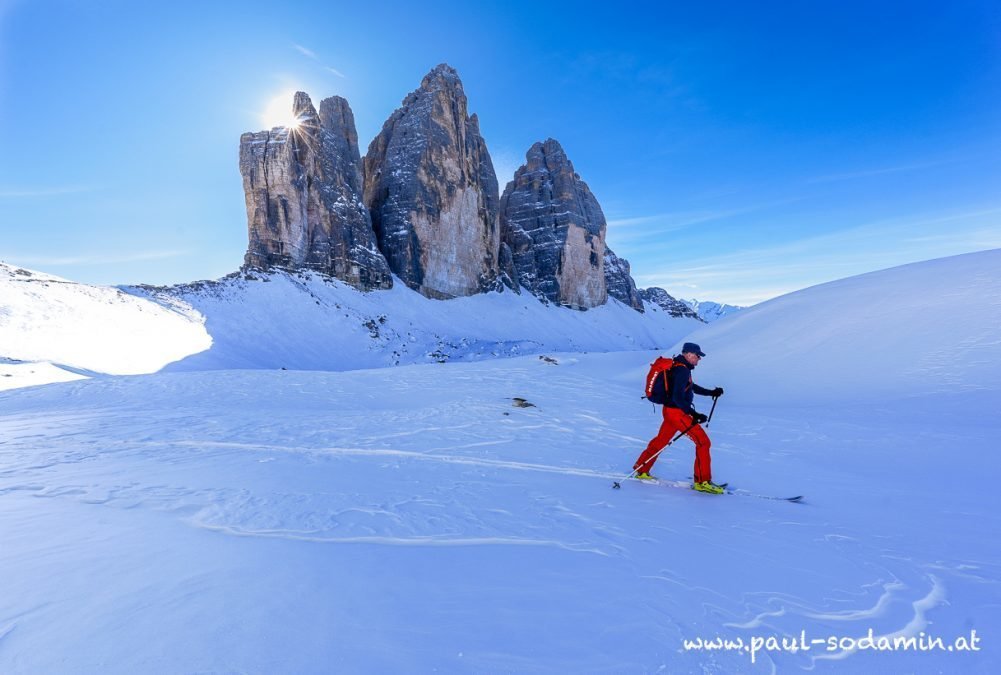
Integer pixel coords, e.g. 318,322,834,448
363,64,502,299
639,287,703,321
604,247,644,311
499,139,607,309
235,66,680,319
240,92,392,290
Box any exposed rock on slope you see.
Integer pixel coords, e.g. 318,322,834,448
604,247,644,311
240,93,391,290
639,287,703,320
363,64,502,299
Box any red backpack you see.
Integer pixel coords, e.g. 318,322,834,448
644,356,684,405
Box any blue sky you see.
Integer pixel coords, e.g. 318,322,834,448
1,0,998,305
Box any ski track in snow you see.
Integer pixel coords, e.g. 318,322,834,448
189,523,611,555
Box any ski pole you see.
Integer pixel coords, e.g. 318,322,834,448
706,395,719,426
612,420,697,489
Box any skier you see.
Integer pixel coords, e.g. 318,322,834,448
634,342,725,494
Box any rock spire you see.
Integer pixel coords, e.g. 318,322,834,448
240,92,391,290
499,139,608,309
363,64,502,299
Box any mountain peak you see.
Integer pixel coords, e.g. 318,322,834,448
292,91,319,125
420,63,462,90
364,63,499,299
500,139,609,309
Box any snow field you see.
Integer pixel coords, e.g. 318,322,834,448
1,349,998,672
1,249,999,672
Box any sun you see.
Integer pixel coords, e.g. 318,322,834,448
261,91,301,130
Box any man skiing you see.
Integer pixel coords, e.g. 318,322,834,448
633,342,725,494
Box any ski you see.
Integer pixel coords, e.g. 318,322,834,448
616,475,802,502
727,489,803,503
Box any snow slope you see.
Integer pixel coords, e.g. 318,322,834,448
1,262,701,390
676,248,1001,412
128,270,702,373
1,250,999,672
0,262,211,389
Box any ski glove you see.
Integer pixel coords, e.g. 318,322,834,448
690,412,709,425
712,387,724,397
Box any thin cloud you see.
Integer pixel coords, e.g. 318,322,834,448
605,214,666,228
607,210,736,231
293,44,318,60
903,226,1001,249
10,251,188,266
806,158,958,184
293,43,346,79
635,205,1001,305
607,197,803,231
652,209,999,277
0,185,97,198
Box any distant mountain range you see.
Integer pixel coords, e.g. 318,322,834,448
682,299,745,323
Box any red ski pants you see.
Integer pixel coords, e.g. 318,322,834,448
633,406,712,482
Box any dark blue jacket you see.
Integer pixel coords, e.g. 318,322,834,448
667,355,714,415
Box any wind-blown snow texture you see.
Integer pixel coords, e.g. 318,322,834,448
1,249,999,672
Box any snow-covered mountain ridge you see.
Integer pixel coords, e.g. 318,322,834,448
130,269,701,372
0,261,702,389
683,298,744,322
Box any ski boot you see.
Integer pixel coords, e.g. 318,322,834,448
693,480,724,495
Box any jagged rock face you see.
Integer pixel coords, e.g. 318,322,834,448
639,287,704,321
499,139,607,309
363,64,501,299
497,241,518,292
240,92,392,290
604,246,644,312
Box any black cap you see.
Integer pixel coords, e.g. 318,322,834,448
682,342,706,357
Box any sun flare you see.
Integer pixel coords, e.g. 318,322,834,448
261,91,301,130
